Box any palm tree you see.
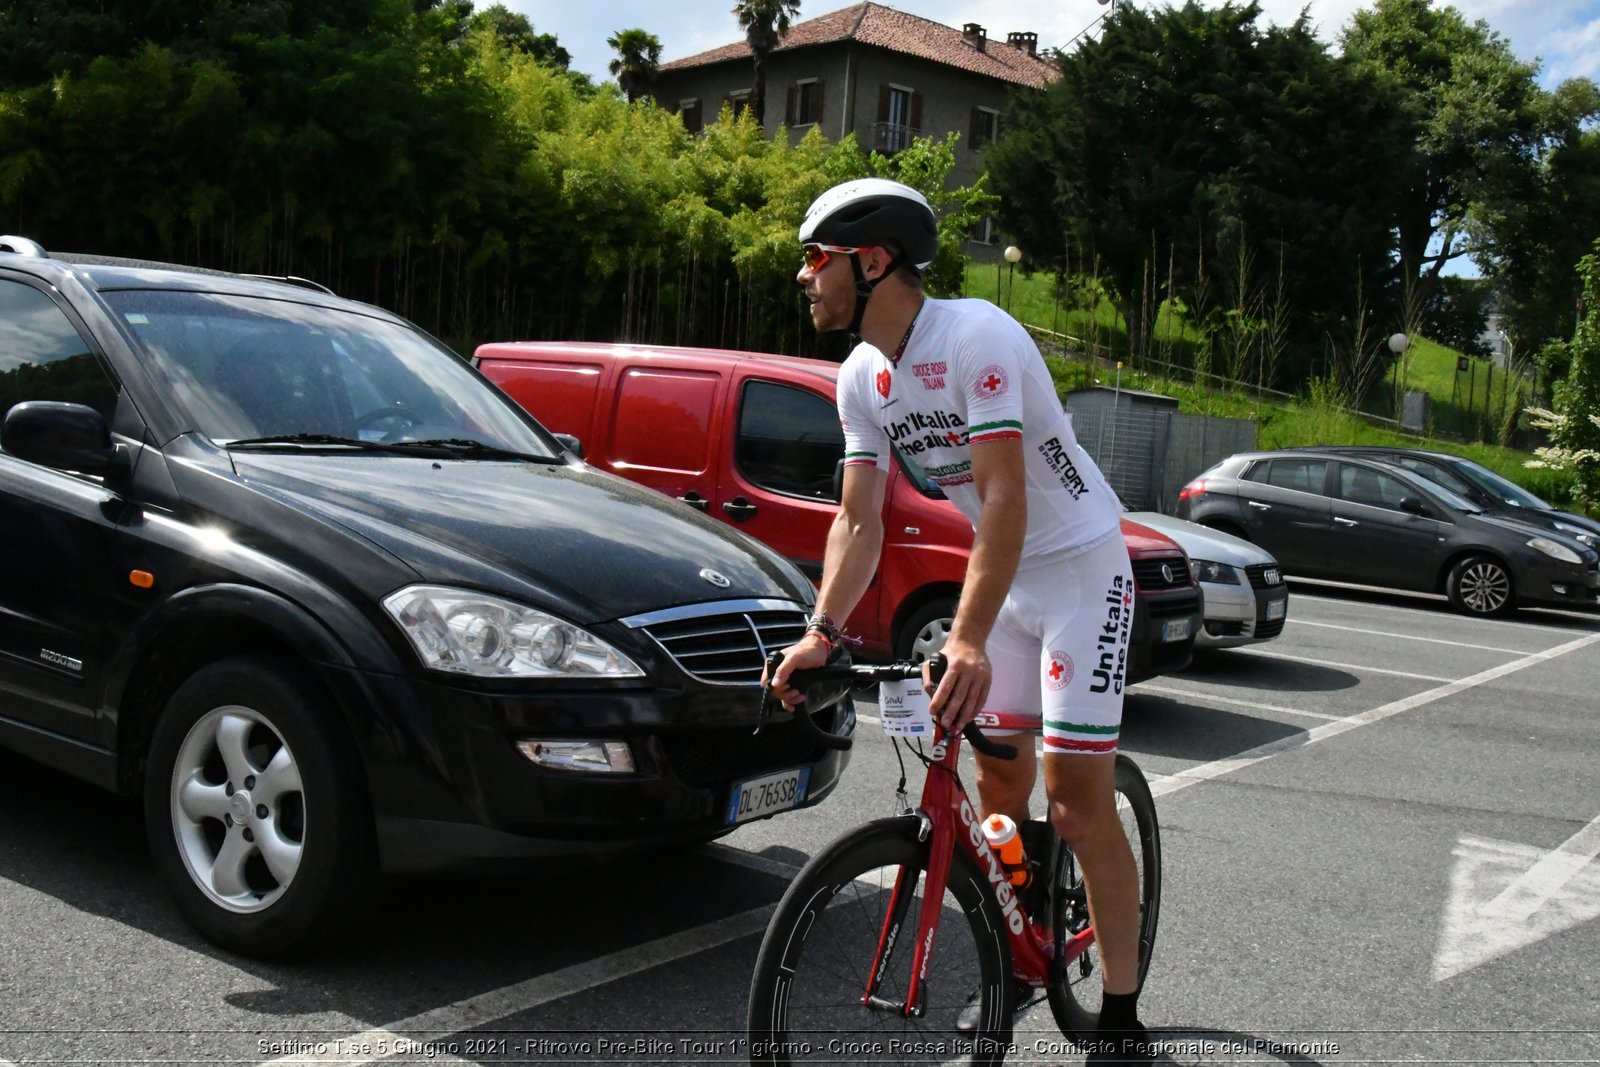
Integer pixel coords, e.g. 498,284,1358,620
732,0,801,125
607,28,662,104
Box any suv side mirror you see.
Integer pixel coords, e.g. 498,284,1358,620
2,401,122,476
1399,496,1429,517
552,432,584,459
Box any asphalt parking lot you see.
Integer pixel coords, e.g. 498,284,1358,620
2,583,1597,1066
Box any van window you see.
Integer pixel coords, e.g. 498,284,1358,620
736,380,844,498
611,367,718,473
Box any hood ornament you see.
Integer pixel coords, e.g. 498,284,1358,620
700,568,732,588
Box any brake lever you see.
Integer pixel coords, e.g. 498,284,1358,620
754,650,786,737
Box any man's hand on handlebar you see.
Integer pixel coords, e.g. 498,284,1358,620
763,633,832,710
927,635,992,735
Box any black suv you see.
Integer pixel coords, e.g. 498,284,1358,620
0,238,847,956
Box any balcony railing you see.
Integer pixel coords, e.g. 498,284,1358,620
872,121,925,154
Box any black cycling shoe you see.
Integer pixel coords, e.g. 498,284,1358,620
1086,1021,1158,1065
953,982,1031,1034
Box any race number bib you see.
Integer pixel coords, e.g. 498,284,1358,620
878,677,935,737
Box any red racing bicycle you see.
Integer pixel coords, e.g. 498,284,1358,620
746,652,1161,1065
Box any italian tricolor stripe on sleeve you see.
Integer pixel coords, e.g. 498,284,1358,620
967,419,1023,443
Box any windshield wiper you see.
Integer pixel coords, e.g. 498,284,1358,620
386,438,561,462
226,433,405,452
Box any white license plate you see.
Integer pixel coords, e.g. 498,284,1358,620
725,767,811,825
1161,617,1192,643
1264,567,1281,585
1265,598,1287,621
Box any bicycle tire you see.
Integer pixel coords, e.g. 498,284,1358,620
1045,754,1162,1043
748,817,1014,1065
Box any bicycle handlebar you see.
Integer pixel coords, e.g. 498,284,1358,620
761,650,1018,761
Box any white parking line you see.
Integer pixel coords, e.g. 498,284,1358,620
1134,683,1343,721
1287,618,1530,655
1149,629,1600,800
1230,646,1456,682
258,906,776,1066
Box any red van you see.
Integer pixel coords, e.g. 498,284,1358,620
473,342,1201,683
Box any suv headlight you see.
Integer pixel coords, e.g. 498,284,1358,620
383,585,644,678
1527,537,1583,565
1190,559,1241,584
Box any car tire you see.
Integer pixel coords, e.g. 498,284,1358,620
1446,554,1514,616
895,597,957,663
143,656,381,957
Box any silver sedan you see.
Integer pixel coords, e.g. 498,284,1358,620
1128,511,1289,647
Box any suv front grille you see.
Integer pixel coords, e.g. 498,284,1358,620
623,600,808,686
1132,556,1192,592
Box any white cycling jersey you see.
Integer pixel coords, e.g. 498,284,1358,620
837,297,1132,752
838,297,1123,563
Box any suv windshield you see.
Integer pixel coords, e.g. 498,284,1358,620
104,290,557,457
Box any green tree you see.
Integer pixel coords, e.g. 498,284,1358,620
607,28,662,104
732,0,800,126
468,4,573,69
1421,277,1493,359
987,0,1407,388
1340,0,1589,311
1527,242,1600,511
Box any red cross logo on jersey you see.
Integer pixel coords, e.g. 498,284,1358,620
1046,651,1074,691
975,364,1009,400
946,430,963,445
876,369,892,398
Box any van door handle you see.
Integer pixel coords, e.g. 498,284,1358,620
722,497,758,521
677,491,709,512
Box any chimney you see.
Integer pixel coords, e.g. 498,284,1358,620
1006,31,1038,56
962,23,987,51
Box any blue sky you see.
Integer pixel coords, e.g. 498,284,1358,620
508,0,1600,90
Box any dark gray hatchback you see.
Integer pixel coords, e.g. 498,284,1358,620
0,238,845,957
1176,450,1600,616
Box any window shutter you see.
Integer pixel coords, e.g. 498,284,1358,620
814,80,824,125
877,83,891,122
969,107,983,147
910,92,923,133
786,85,797,125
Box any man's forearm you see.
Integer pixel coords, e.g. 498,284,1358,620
948,480,1025,649
813,507,884,625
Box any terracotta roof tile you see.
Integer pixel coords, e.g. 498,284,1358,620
660,2,1060,90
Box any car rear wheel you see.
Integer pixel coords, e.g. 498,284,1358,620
143,656,380,957
895,597,957,663
1446,554,1514,616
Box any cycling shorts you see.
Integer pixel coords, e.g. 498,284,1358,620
978,532,1134,755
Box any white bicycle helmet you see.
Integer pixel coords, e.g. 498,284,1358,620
798,179,939,333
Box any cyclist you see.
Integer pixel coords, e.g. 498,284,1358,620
769,177,1156,1065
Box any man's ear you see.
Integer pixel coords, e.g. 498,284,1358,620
862,246,895,283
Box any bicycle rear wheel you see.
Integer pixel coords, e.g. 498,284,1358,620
1045,754,1162,1043
748,817,1013,1065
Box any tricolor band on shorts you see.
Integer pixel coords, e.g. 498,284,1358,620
976,531,1134,755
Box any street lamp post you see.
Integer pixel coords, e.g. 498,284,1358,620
1003,245,1022,315
1388,331,1410,424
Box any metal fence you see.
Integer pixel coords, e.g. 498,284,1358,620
1063,387,1257,513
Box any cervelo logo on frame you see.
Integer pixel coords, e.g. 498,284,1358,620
1045,651,1074,691
974,365,1008,400
959,796,1027,935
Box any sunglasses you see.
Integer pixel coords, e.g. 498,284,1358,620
801,243,867,271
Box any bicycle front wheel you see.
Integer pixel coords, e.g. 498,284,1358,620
1045,754,1162,1043
748,817,1013,1066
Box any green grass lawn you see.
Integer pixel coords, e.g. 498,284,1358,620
961,262,1581,512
